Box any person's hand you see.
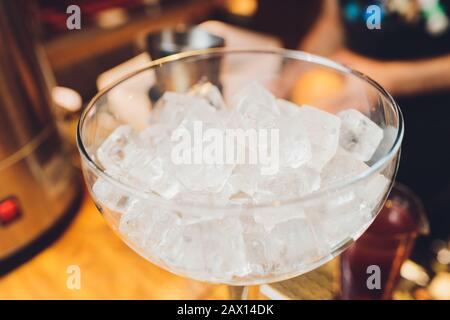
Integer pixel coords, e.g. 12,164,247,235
287,66,373,114
274,49,402,115
331,49,399,95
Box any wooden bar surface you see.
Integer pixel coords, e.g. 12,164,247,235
0,192,230,299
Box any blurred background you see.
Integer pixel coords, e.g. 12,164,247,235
0,0,449,300
39,0,318,101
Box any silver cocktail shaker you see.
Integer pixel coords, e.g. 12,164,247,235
144,25,225,98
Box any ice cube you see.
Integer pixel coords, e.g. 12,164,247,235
174,161,233,193
157,217,248,280
232,82,280,129
96,124,181,198
298,105,341,171
137,123,171,147
254,203,306,231
145,158,183,199
277,116,312,169
316,148,391,248
252,166,321,203
96,125,134,176
151,92,214,129
356,171,390,212
338,109,383,161
92,177,130,213
174,173,235,204
316,207,372,250
242,216,323,275
267,218,322,267
321,147,390,211
228,164,259,196
275,99,314,169
171,118,234,193
277,99,302,117
119,200,180,260
189,82,226,110
311,189,372,250
228,191,253,206
240,217,274,276
321,148,368,187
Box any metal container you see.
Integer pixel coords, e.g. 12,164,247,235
0,0,80,272
145,25,225,96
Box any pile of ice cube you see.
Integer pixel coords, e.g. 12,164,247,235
92,82,390,283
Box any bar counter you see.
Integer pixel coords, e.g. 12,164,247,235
0,190,231,299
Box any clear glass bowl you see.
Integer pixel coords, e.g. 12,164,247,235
77,48,403,286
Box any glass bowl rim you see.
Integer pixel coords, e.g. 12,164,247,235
77,47,404,210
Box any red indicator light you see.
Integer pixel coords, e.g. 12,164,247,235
0,197,21,226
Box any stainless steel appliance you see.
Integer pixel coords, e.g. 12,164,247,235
0,0,80,272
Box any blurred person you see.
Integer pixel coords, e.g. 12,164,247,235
298,0,450,256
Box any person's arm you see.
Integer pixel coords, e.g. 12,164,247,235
389,55,450,96
332,49,450,96
299,0,344,56
299,1,450,97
